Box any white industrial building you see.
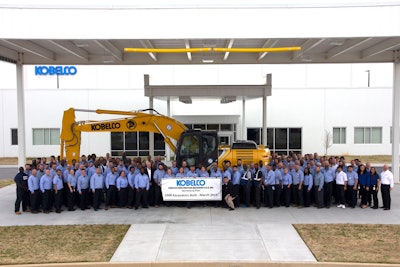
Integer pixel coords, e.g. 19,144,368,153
0,62,394,158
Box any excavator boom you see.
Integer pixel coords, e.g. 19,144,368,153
60,108,187,162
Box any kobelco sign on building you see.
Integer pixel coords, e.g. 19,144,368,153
35,66,77,76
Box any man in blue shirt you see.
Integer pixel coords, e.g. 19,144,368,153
263,164,276,208
40,169,53,214
77,169,90,211
116,171,129,208
53,169,64,213
91,167,104,211
273,164,283,207
346,165,358,208
28,168,40,213
135,167,150,210
313,165,325,209
321,160,335,208
153,163,166,208
282,167,292,207
105,166,118,210
292,164,304,208
66,169,77,211
14,166,29,215
232,165,241,208
127,166,138,209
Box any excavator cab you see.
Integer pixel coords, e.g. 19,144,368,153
175,130,218,168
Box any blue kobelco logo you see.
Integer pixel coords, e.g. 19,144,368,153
35,66,77,76
176,179,206,186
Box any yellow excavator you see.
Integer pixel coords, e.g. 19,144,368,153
60,108,270,169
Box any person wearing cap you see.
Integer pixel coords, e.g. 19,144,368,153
153,163,166,208
14,166,30,215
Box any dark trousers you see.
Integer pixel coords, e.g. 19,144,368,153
274,185,282,207
314,186,324,208
63,183,69,206
283,185,291,207
254,185,262,208
148,184,155,206
93,189,103,210
370,187,378,208
324,181,333,207
79,188,89,210
154,184,162,206
232,184,240,207
264,185,274,208
67,187,76,210
360,185,368,206
303,186,311,207
135,188,148,208
106,185,117,207
336,184,345,205
127,186,136,207
54,190,63,212
381,184,391,209
118,187,128,207
346,185,357,208
30,190,40,212
15,187,28,212
297,185,304,206
244,181,252,207
42,189,52,212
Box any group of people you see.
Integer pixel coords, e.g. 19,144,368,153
13,152,395,215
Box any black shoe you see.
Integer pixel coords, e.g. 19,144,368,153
143,206,149,209
135,207,138,210
56,211,61,213
384,208,390,210
229,207,235,211
68,208,76,211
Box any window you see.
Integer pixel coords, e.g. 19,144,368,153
111,132,165,157
11,129,18,145
333,127,346,144
247,127,302,155
354,127,382,144
32,128,60,145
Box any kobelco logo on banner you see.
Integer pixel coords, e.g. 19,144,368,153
35,66,77,76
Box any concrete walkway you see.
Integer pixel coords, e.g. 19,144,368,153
2,184,399,263
110,224,315,262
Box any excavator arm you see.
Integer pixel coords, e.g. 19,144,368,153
60,108,188,162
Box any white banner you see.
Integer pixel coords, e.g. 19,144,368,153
161,177,222,201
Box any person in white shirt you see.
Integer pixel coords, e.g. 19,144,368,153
335,166,348,209
380,164,394,210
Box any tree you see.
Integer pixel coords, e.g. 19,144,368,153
323,130,333,155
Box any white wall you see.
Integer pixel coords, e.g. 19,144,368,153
0,62,395,157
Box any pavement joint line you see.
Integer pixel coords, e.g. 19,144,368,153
255,224,271,260
155,224,168,261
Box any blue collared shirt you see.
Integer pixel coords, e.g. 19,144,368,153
303,174,313,191
77,175,89,193
313,172,324,191
105,172,118,188
67,174,77,187
90,173,104,190
117,176,128,189
135,173,150,190
53,175,64,190
274,169,282,184
199,171,210,178
40,174,53,192
282,173,292,185
170,166,178,176
153,169,166,184
210,168,222,178
187,171,198,178
28,174,39,193
346,171,358,186
292,169,304,185
321,167,335,183
128,171,139,187
264,170,276,185
232,171,241,185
